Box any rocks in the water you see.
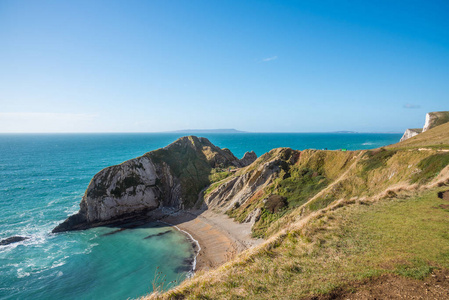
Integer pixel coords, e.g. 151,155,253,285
53,136,255,233
175,256,195,273
143,230,172,239
0,236,28,246
53,211,89,232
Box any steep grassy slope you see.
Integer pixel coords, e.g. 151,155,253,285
391,122,449,149
204,142,449,239
147,136,244,207
147,183,449,299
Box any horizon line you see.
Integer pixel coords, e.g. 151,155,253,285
0,131,404,134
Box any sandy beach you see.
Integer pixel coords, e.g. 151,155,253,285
160,210,262,271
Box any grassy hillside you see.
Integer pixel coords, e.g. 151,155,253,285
143,122,449,299
211,144,449,239
147,184,449,299
391,122,449,149
147,136,240,207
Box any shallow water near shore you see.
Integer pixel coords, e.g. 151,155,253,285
0,133,401,299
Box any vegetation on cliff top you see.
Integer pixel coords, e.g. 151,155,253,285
425,111,449,130
209,134,449,239
392,122,449,149
147,136,240,207
143,121,449,299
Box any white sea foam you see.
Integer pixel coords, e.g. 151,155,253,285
17,268,31,278
157,220,201,278
0,240,27,252
51,261,66,269
64,203,79,215
83,243,99,255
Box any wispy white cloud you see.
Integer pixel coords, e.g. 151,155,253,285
262,56,278,62
403,104,421,109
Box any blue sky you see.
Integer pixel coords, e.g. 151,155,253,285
1,0,448,133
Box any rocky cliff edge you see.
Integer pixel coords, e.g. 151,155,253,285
52,136,257,233
400,111,449,142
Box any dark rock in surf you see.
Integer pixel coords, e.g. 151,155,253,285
0,236,29,246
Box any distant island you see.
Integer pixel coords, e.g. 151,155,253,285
331,131,358,134
170,129,246,134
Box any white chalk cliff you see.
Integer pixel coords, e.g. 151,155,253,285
400,111,449,142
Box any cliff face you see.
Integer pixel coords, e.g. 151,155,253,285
399,128,422,142
239,151,258,167
204,148,298,212
53,136,257,232
400,111,449,142
423,111,449,132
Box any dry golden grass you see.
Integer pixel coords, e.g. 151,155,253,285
139,126,449,299
141,165,449,299
391,122,449,149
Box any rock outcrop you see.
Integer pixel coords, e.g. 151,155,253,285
400,111,449,142
53,136,257,233
239,151,257,167
399,128,422,142
0,236,29,246
204,148,298,213
422,111,449,132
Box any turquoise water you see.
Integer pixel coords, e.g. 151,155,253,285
0,133,402,299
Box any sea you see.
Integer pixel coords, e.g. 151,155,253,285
0,132,402,300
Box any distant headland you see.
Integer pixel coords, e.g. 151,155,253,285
169,129,246,134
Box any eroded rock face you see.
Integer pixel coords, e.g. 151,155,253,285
53,156,167,232
53,136,246,233
239,151,257,167
205,148,297,213
423,111,449,132
400,128,422,142
82,156,162,223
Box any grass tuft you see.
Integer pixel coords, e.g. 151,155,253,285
411,153,449,183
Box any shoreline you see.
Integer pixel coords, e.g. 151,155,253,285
157,220,201,276
158,210,262,272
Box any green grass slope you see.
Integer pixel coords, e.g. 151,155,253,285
212,144,449,239
148,136,239,207
143,123,449,300
391,122,449,149
147,186,449,299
